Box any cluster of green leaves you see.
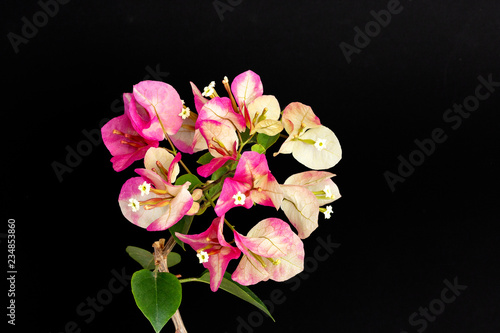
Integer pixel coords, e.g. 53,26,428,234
127,245,273,333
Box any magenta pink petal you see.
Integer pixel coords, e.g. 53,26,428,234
197,155,233,178
198,97,246,132
101,114,159,172
169,116,208,154
175,216,241,291
124,92,164,141
190,81,209,113
133,80,184,138
230,70,263,109
214,178,253,216
146,182,193,231
232,218,304,285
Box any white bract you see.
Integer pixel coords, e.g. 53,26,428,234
291,126,342,170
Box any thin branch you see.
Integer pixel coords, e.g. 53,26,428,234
153,237,188,333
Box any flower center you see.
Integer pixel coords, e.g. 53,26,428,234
179,106,191,120
197,251,209,263
320,205,333,219
267,257,281,266
202,81,217,98
128,198,140,212
112,129,148,149
323,185,333,199
138,181,151,196
232,191,246,205
209,137,232,156
314,138,327,151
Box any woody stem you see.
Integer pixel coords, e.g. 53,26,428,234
153,237,188,333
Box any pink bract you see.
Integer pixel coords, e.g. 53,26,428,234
169,114,208,154
232,218,304,286
214,151,283,216
189,81,209,113
118,150,196,231
231,70,263,110
125,81,183,141
118,174,193,231
101,114,159,172
196,119,239,178
198,97,246,133
175,216,241,292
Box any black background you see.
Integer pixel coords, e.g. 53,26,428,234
3,1,500,332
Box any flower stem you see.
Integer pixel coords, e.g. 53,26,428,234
238,132,256,154
178,277,199,283
178,159,192,174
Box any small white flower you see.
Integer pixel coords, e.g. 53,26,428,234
178,106,191,119
314,138,327,151
197,251,209,263
232,191,246,205
128,198,140,212
323,205,333,219
138,181,151,196
202,81,216,97
202,86,214,97
323,185,333,199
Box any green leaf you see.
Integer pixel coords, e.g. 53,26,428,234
240,127,253,143
126,246,181,269
166,252,181,268
257,133,280,150
196,152,214,165
207,163,230,198
251,144,266,154
131,269,182,333
169,215,194,250
211,164,230,180
188,271,274,321
126,246,156,270
175,174,202,191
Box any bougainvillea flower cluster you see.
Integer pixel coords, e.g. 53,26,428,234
102,70,342,291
